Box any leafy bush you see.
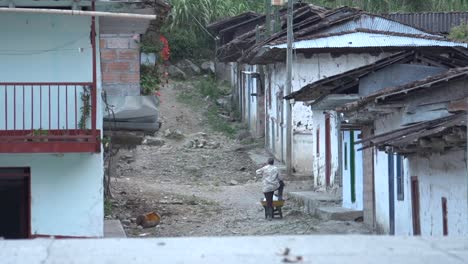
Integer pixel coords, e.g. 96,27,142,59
161,0,264,61
140,65,161,95
161,27,213,60
196,77,224,99
449,23,468,42
140,36,164,54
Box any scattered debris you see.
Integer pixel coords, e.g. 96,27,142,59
184,138,220,149
120,154,136,164
164,129,185,140
282,256,303,263
144,137,165,146
280,248,290,256
121,219,131,226
229,180,239,186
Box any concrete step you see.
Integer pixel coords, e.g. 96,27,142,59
315,207,363,221
104,220,127,238
283,173,313,182
288,191,340,215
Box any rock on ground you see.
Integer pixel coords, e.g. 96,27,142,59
176,59,201,76
143,137,165,146
167,65,187,80
201,61,215,74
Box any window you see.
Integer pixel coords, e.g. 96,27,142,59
396,154,404,201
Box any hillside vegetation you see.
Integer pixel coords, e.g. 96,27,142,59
159,0,468,60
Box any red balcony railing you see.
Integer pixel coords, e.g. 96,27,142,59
0,82,100,153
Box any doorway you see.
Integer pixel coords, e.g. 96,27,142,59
411,176,421,235
325,114,331,186
0,168,31,239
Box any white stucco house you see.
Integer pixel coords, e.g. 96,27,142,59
0,0,155,239
340,68,468,236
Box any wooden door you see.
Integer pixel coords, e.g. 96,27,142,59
325,114,331,186
411,176,421,235
0,168,31,239
442,197,448,236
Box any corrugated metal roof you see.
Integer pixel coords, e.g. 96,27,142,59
321,14,434,36
269,32,467,49
384,12,468,34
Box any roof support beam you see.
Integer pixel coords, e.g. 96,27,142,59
0,7,157,19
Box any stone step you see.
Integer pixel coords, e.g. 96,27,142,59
315,206,363,221
288,191,340,215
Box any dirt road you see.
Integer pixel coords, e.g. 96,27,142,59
108,80,370,237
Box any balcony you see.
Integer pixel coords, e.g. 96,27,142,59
0,82,100,153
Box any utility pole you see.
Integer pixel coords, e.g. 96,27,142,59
285,0,294,176
265,0,272,37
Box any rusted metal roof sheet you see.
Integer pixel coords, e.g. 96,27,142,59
321,14,432,36
240,7,468,64
384,12,468,34
216,3,327,62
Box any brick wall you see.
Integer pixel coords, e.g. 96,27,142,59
361,126,375,230
100,34,141,96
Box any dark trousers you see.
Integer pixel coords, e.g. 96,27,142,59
264,181,285,209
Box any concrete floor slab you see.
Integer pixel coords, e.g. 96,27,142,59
0,235,467,264
288,191,340,214
104,220,127,238
316,206,363,221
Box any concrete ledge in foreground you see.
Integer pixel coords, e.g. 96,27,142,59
1,235,467,264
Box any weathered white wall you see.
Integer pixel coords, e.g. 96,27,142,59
373,107,468,236
292,132,314,174
394,155,412,236
241,65,260,137
312,110,339,186
342,131,364,210
0,153,103,237
215,62,232,84
374,149,391,234
265,63,287,163
373,111,404,234
408,151,468,236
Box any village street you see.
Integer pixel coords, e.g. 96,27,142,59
107,79,370,237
